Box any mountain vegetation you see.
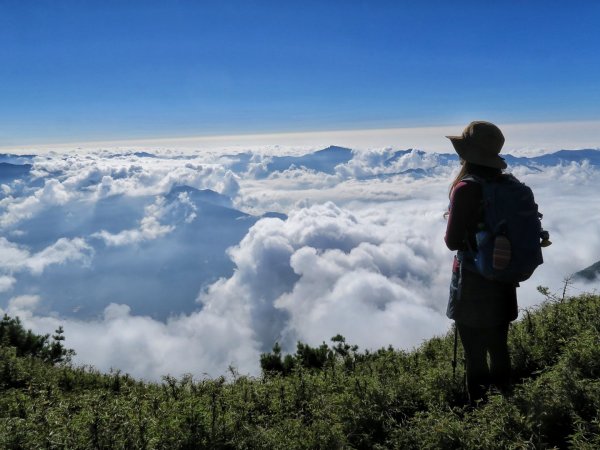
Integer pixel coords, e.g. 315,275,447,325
1,289,599,449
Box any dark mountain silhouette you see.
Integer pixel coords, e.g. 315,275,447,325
261,211,288,220
0,162,32,182
167,185,234,209
529,149,600,166
221,152,253,173
219,146,353,177
383,149,414,165
573,260,600,281
261,145,353,176
133,151,157,158
0,153,35,165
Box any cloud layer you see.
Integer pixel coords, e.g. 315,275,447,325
1,146,599,380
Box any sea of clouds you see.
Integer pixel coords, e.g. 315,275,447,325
1,145,599,380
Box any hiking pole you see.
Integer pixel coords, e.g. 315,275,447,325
452,322,458,379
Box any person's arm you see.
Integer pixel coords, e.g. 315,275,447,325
444,181,479,251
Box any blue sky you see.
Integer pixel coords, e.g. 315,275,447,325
1,1,600,146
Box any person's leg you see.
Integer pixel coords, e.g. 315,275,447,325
457,323,490,404
486,323,511,395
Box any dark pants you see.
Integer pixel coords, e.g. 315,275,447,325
457,322,511,404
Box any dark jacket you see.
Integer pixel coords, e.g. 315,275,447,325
445,164,518,327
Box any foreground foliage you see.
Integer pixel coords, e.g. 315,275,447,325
1,292,599,449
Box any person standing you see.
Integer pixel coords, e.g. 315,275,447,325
444,121,518,404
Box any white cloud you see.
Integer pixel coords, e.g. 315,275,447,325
197,201,452,358
19,153,241,205
0,179,71,227
1,145,599,382
217,170,240,198
0,275,16,293
0,198,452,379
2,201,450,380
0,237,30,269
92,197,174,246
0,237,93,275
92,193,197,246
25,238,93,275
3,301,260,381
512,165,600,305
7,295,41,318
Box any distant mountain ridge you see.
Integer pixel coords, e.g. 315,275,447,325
167,185,234,209
574,260,600,281
0,153,35,165
0,162,32,181
260,145,353,177
219,147,600,178
2,148,599,179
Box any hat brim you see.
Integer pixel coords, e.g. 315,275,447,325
446,136,507,169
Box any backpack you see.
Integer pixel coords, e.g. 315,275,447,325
461,173,546,283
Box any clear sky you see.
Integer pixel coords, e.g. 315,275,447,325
1,0,600,146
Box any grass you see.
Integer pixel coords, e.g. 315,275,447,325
1,290,599,449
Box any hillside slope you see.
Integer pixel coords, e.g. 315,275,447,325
1,291,599,449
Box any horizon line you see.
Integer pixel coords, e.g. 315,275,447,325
2,119,600,155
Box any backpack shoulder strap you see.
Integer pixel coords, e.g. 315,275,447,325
460,174,484,184
455,174,486,263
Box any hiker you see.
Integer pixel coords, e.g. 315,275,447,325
444,121,518,404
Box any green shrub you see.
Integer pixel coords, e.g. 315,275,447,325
1,293,599,448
